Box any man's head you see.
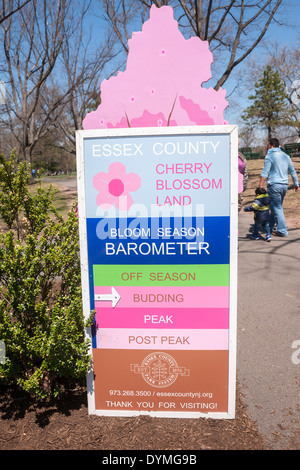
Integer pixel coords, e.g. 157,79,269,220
268,138,280,148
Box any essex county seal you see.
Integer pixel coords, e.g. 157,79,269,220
131,352,189,388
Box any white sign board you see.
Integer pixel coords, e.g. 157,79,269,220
76,125,238,418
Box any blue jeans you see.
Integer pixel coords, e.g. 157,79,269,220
267,183,288,236
253,219,271,237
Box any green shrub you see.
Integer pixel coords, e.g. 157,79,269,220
0,151,91,399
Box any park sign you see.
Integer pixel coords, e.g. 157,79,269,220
77,4,237,419
76,124,238,419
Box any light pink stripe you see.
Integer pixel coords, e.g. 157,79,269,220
95,328,228,350
95,308,228,329
94,286,229,309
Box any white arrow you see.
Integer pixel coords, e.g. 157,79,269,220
94,287,120,308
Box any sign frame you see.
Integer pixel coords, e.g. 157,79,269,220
76,124,238,419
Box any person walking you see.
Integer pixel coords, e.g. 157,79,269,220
244,187,272,241
238,152,248,212
259,138,299,237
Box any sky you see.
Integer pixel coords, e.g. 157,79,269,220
221,0,300,127
267,0,300,43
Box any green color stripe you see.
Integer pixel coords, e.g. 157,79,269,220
93,264,229,286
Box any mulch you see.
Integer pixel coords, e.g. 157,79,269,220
0,382,266,451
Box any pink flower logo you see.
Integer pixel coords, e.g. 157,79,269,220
93,162,141,210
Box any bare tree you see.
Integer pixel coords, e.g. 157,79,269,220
268,43,300,138
101,0,146,55
0,0,75,161
0,0,32,24
0,0,114,162
100,0,285,90
47,14,117,155
0,0,118,161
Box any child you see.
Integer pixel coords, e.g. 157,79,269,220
244,188,271,241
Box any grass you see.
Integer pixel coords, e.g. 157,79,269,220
28,178,77,218
53,188,77,215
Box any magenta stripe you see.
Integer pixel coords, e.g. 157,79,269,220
94,286,229,309
95,308,228,329
95,328,228,350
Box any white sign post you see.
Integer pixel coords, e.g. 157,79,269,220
76,125,238,419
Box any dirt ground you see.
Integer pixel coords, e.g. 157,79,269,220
0,158,299,451
0,382,266,451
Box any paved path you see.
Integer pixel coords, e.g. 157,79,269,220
43,177,77,190
237,212,300,449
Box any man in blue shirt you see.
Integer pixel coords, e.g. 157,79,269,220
259,138,299,237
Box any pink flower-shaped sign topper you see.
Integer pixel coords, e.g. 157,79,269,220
93,162,141,210
83,5,228,130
